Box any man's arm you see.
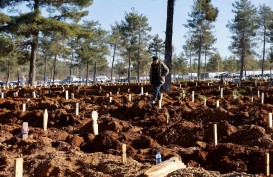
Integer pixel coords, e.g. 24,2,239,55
161,62,169,77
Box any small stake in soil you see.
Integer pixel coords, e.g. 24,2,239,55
76,103,79,116
43,109,48,131
92,111,99,135
71,93,74,99
179,84,181,88
22,122,29,140
109,97,113,103
1,92,4,98
22,103,26,112
258,90,260,97
65,90,69,100
32,91,36,99
216,100,219,108
14,157,23,177
251,96,254,102
265,153,270,176
191,91,194,102
220,88,223,98
121,144,127,164
269,113,272,128
261,92,264,104
159,100,162,109
214,124,218,146
141,86,144,95
204,98,207,106
128,94,132,101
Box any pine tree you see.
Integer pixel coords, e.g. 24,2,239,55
148,34,165,59
227,0,258,80
185,0,218,79
117,9,151,83
0,0,92,85
163,0,175,92
258,4,272,76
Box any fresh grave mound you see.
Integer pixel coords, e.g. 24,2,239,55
0,81,273,176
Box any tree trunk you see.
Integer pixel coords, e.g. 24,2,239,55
69,52,73,84
197,32,202,80
204,49,207,76
93,61,97,85
137,31,141,83
163,0,175,93
43,56,47,83
6,60,10,86
29,34,38,86
240,35,245,81
128,52,131,84
261,24,266,77
17,70,20,86
111,44,117,83
86,60,89,84
190,50,192,78
29,0,39,86
52,54,57,84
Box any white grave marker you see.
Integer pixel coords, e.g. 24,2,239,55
65,90,69,100
261,92,264,104
76,103,79,116
71,93,74,99
191,91,194,102
32,91,36,99
22,103,26,112
214,124,218,146
216,100,219,108
159,100,162,109
43,109,48,131
92,111,99,135
128,94,132,101
121,144,127,164
22,122,29,140
14,158,23,177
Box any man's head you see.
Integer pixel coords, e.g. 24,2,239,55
152,56,159,64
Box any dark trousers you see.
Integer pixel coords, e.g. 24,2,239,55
152,83,162,101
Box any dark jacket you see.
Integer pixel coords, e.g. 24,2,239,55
149,61,169,84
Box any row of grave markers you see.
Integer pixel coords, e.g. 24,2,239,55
16,122,272,176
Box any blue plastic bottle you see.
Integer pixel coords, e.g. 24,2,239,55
156,151,162,164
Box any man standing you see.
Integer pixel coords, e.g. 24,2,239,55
149,56,169,104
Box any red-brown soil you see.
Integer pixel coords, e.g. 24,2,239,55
0,81,273,176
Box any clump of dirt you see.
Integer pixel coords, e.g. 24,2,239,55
0,81,273,176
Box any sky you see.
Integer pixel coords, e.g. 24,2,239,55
84,0,273,58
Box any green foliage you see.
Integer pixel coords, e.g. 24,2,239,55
172,53,189,75
0,0,93,85
206,53,222,72
148,34,164,58
185,0,218,78
227,0,259,79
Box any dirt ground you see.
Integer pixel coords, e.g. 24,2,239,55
0,81,273,176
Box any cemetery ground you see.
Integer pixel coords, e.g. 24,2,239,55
0,81,273,176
